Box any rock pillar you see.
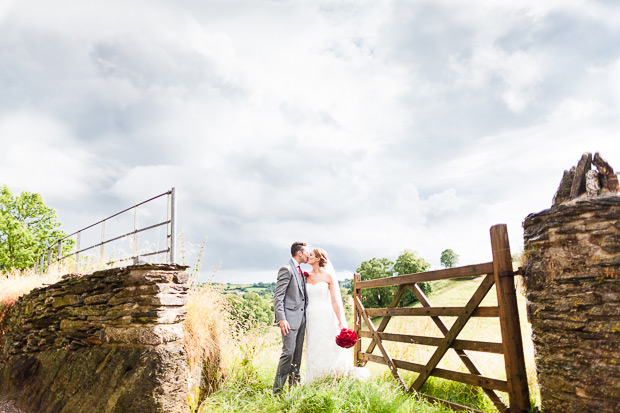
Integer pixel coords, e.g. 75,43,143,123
523,153,620,412
0,264,191,413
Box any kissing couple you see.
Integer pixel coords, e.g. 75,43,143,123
272,242,369,394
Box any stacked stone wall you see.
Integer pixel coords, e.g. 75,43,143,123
523,197,620,412
0,264,192,413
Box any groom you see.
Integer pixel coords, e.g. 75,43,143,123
272,241,309,394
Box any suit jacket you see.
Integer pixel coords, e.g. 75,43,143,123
273,259,307,329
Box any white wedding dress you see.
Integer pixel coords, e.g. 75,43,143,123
304,281,370,383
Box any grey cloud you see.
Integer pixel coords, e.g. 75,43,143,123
2,1,619,283
90,34,247,98
372,3,620,193
279,101,339,127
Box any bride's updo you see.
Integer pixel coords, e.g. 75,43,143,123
313,248,328,268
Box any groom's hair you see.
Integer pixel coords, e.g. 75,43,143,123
291,242,307,257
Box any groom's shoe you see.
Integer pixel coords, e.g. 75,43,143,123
288,373,300,387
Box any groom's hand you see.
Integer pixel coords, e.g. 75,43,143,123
279,320,290,336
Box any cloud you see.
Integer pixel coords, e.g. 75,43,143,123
1,0,619,283
0,111,116,203
449,45,543,113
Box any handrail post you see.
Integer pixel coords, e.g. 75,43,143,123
133,207,139,264
57,239,62,273
76,232,81,272
490,224,530,412
353,272,362,366
46,247,51,273
100,220,105,263
169,187,176,263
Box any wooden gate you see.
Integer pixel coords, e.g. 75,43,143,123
353,225,530,412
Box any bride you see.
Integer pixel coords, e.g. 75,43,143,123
304,247,370,383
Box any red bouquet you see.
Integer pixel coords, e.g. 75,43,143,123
303,271,309,277
335,328,358,348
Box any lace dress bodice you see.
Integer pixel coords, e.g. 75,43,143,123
306,281,331,307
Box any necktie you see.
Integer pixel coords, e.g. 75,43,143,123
298,265,303,277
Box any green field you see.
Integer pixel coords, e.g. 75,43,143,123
216,279,352,298
202,276,539,412
213,282,275,297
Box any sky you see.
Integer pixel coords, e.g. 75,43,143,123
1,0,619,283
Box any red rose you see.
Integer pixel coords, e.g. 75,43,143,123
335,328,358,348
303,271,309,277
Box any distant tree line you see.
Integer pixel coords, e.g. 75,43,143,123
350,249,432,308
222,248,462,327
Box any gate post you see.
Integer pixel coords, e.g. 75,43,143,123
490,224,530,412
353,272,361,367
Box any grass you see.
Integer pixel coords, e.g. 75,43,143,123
200,275,540,413
0,267,62,305
202,376,458,413
363,275,540,411
198,336,457,413
1,264,540,412
184,283,232,407
0,267,63,343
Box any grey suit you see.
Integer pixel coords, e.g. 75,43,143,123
272,259,307,394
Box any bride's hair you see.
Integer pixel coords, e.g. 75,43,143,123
313,248,328,268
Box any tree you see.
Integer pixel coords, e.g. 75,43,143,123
0,185,71,271
394,249,431,276
440,248,459,268
394,249,432,301
354,257,394,308
352,251,432,308
226,292,273,331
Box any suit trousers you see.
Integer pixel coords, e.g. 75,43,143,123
273,318,306,394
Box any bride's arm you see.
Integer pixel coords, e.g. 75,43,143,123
328,273,347,329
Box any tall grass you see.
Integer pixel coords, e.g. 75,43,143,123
1,263,540,412
195,290,467,413
0,267,62,305
198,337,457,413
363,276,541,411
0,267,63,344
184,283,232,408
194,275,541,413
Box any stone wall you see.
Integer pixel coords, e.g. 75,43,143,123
523,153,620,412
0,264,192,413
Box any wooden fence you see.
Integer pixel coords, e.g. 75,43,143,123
352,224,530,412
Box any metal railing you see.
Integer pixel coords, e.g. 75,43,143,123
35,188,177,273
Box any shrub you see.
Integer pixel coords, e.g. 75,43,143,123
226,292,274,332
0,267,62,343
184,283,232,407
